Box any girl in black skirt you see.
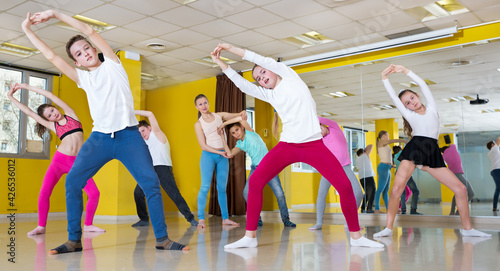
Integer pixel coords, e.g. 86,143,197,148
374,64,490,238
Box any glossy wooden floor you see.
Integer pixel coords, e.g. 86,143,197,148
1,213,499,270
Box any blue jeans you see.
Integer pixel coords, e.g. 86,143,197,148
400,176,420,211
243,165,290,222
491,169,500,209
375,163,392,210
198,151,229,220
65,126,167,240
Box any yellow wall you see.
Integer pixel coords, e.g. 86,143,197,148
439,133,455,203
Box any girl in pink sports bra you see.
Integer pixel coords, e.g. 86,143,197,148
7,83,104,236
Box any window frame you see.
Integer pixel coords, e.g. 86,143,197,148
0,66,53,159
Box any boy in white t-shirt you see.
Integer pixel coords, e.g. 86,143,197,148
22,10,187,254
355,145,376,213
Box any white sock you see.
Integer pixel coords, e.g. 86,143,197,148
350,236,384,248
460,228,492,237
373,228,393,238
308,224,322,231
224,236,258,249
350,246,384,258
224,247,258,260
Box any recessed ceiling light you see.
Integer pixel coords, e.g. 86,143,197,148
172,0,198,4
147,43,166,50
319,112,337,117
442,96,474,102
405,0,469,22
371,104,396,110
480,109,500,113
400,79,436,88
141,73,158,81
451,60,471,66
442,124,458,127
0,42,39,57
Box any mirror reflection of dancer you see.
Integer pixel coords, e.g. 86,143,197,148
374,64,491,238
374,130,407,214
7,83,105,236
309,116,364,231
393,145,421,215
22,10,187,253
211,43,383,248
356,145,376,213
132,110,198,227
218,116,296,227
486,138,500,212
194,94,242,229
441,144,474,215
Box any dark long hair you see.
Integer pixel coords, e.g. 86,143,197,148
194,94,208,119
398,89,416,138
36,104,55,138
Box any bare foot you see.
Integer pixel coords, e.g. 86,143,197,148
83,225,106,232
28,226,46,236
222,219,240,227
197,219,206,229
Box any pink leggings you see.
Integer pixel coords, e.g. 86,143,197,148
246,139,360,232
38,151,100,227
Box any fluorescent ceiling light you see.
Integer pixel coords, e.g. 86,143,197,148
322,91,355,98
399,79,436,88
407,1,469,22
0,43,39,57
371,104,395,110
442,124,458,127
173,0,198,4
141,73,158,81
55,15,115,33
282,31,334,48
319,112,336,117
193,56,237,67
442,96,474,102
281,26,457,67
423,3,449,18
481,109,500,114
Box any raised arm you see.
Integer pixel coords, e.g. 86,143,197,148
31,10,118,63
7,84,54,132
22,12,78,83
217,110,247,122
220,116,254,133
365,144,373,156
399,66,437,109
21,83,77,119
195,121,227,156
379,138,407,146
381,65,411,119
213,44,292,78
135,110,167,143
211,49,270,102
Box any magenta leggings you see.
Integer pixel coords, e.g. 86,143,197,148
246,139,361,232
38,151,100,227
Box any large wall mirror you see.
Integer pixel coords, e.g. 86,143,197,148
250,38,500,218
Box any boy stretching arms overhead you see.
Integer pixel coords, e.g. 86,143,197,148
22,10,187,254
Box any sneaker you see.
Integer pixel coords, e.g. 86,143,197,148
401,209,406,215
283,220,296,227
132,220,149,227
258,217,263,227
410,209,423,215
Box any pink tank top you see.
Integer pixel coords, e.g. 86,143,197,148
54,115,83,140
199,113,224,149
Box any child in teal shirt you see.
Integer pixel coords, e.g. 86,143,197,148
219,117,295,227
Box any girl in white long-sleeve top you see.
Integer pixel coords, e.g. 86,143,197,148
374,64,491,238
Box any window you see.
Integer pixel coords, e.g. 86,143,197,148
0,66,52,159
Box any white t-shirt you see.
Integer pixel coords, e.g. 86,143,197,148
76,56,138,133
383,71,440,140
356,153,375,179
488,144,500,171
223,50,321,143
145,131,172,167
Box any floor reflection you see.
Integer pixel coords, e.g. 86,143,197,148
1,214,498,270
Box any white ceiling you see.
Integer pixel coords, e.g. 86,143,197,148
1,0,500,134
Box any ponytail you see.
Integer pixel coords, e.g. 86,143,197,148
272,110,279,140
194,94,207,120
402,117,413,138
